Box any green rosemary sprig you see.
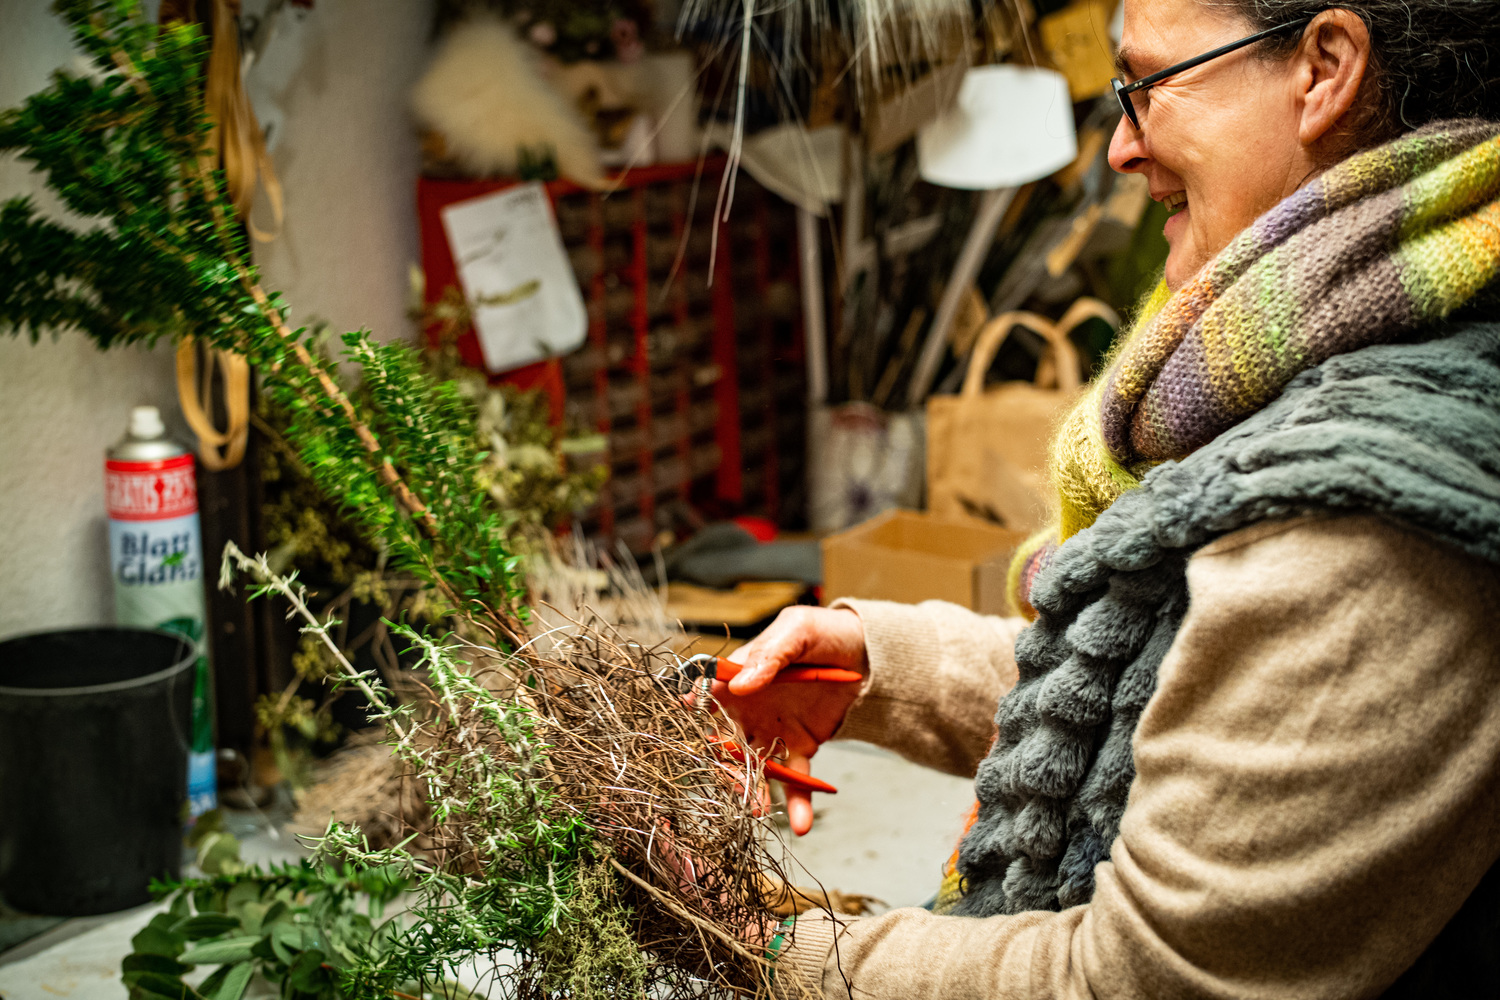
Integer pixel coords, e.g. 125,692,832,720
214,543,609,998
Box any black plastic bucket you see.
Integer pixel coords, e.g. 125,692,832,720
0,627,196,915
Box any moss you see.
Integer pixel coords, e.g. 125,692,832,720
536,859,648,1000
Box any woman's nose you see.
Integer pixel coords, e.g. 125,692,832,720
1108,114,1150,174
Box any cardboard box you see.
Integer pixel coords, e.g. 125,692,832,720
821,509,1028,614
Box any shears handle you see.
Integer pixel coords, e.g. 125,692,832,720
708,735,838,794
685,653,863,686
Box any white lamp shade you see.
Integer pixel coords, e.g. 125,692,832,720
917,65,1079,190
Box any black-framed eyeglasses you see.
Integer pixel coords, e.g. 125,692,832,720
1112,16,1313,129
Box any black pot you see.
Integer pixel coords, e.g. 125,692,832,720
0,627,195,915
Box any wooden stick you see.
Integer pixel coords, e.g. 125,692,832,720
608,858,770,968
905,185,1018,407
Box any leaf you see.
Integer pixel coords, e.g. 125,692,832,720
176,913,242,940
129,972,204,1000
236,901,269,935
196,831,243,876
224,880,261,912
272,920,312,951
286,949,329,992
355,863,407,900
130,915,185,958
194,964,230,1000
260,900,288,928
268,928,295,966
208,961,254,1000
121,953,188,986
185,808,226,848
178,936,259,965
250,935,278,963
192,886,225,914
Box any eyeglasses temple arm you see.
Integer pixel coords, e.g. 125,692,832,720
1118,16,1313,95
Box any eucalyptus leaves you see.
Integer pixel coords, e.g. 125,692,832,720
122,859,419,1000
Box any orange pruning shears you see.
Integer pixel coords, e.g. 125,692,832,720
679,653,862,795
679,652,864,689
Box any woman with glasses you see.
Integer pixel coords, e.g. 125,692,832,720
716,0,1500,996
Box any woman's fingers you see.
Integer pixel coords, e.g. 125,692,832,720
727,606,866,695
786,786,815,836
723,619,799,695
780,752,817,836
726,608,814,695
701,607,864,838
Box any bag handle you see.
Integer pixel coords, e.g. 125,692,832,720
1055,297,1121,343
959,297,1120,398
961,311,1084,398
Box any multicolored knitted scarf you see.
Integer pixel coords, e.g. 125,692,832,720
936,118,1500,914
1003,118,1500,617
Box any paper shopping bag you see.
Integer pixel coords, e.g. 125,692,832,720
925,299,1115,532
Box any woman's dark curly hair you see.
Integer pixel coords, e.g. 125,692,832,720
1217,0,1500,139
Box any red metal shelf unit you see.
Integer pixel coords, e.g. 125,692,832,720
417,158,807,552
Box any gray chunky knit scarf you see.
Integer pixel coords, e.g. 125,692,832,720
952,323,1500,919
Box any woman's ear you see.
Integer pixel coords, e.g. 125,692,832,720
1295,8,1373,149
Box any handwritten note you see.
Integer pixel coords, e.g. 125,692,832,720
440,182,587,372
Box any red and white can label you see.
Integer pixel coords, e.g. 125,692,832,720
106,451,215,817
106,454,198,520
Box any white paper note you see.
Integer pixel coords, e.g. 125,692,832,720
440,182,587,373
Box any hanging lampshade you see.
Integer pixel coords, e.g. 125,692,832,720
917,64,1078,190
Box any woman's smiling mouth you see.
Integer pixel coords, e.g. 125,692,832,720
1162,190,1191,246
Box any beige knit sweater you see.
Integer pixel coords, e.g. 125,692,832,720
775,514,1500,999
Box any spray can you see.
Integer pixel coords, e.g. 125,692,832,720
106,406,217,820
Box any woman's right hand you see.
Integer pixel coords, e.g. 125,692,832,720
709,606,868,836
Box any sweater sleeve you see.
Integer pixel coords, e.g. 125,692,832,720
777,514,1500,1000
826,598,1024,778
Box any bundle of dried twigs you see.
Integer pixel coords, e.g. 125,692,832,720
229,543,839,998
481,613,791,995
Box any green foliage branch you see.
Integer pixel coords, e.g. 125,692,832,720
0,0,526,641
3,7,781,998
0,4,640,994
251,341,605,793
122,858,422,1000
130,542,632,999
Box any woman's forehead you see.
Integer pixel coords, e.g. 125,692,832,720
1118,0,1251,75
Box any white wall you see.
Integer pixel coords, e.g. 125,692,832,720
248,0,433,344
0,0,434,638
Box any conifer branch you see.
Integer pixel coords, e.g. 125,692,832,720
1,0,527,637
219,541,409,742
